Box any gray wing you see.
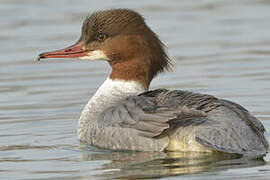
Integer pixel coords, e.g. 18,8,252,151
99,89,268,157
142,90,268,155
98,95,206,138
195,107,269,158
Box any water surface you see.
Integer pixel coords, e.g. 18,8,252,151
0,0,270,179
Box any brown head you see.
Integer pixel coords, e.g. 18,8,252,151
38,9,172,88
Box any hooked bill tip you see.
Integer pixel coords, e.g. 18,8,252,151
37,54,44,61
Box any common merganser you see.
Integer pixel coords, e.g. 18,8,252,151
38,9,268,158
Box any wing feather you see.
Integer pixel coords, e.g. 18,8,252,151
98,89,268,156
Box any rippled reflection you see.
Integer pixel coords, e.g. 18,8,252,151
78,146,265,179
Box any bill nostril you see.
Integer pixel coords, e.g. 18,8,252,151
65,49,72,52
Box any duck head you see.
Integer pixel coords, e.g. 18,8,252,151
38,9,172,88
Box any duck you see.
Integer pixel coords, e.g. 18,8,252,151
38,9,268,158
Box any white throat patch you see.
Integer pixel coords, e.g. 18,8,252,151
79,50,109,60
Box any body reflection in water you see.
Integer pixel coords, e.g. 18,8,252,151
79,145,265,179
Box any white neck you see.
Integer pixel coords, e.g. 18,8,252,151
78,78,146,128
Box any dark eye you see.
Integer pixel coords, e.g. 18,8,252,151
96,33,107,42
